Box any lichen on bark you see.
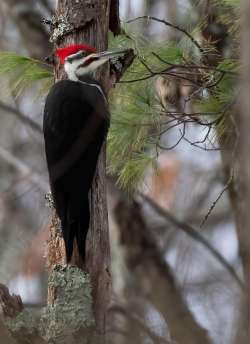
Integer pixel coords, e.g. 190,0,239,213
2,266,95,344
5,309,42,344
40,265,95,343
49,15,74,43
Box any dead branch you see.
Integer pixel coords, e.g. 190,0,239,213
0,284,23,318
109,304,171,344
109,0,121,35
140,193,243,289
114,197,211,344
0,267,95,344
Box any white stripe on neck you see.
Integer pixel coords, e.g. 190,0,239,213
78,79,107,104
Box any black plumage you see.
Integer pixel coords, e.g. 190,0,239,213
43,77,109,262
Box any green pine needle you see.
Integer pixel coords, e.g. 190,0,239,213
0,52,53,97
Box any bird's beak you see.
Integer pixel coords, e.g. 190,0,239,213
91,49,130,60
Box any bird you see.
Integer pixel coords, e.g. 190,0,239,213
43,43,127,263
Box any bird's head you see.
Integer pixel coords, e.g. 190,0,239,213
56,43,128,81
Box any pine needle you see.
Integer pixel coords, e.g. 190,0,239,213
0,52,53,97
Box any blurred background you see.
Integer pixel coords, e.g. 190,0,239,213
0,1,242,343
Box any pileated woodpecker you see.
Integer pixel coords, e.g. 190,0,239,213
43,44,126,262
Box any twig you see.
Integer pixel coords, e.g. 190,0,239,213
139,193,244,289
183,136,221,151
200,172,234,227
158,126,186,150
151,52,237,75
109,305,170,344
118,68,201,85
127,16,205,55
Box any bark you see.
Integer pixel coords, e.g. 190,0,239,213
197,4,250,341
233,1,250,342
114,197,211,344
198,4,247,333
0,284,23,318
46,0,112,337
0,317,15,344
0,268,94,344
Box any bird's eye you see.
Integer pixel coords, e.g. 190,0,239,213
66,51,87,63
78,51,87,58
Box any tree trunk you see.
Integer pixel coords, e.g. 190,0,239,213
0,2,134,342
47,0,112,337
233,1,250,342
0,1,136,343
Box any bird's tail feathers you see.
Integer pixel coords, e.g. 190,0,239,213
76,196,90,262
62,220,76,263
76,221,87,262
62,196,90,263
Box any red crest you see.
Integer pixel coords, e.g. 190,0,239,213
56,44,97,64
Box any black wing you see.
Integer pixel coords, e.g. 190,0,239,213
43,79,109,261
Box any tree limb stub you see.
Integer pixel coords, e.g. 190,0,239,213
109,0,121,35
40,266,95,344
0,267,95,344
0,284,23,318
0,283,45,344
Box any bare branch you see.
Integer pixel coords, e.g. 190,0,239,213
139,193,244,289
127,16,205,55
109,305,171,344
109,0,121,35
0,101,43,135
0,284,23,318
200,171,234,227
